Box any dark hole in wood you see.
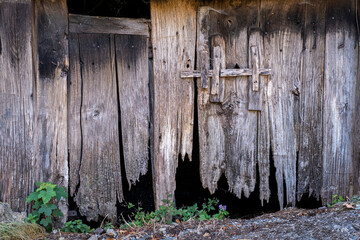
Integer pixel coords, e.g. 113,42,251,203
67,0,150,19
0,36,2,55
234,63,240,69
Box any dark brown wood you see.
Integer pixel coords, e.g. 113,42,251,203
69,34,123,222
33,0,69,222
69,14,149,36
151,0,196,208
115,34,150,187
0,0,35,212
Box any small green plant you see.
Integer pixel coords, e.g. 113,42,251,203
61,220,93,233
103,222,114,231
327,194,345,207
121,195,229,228
25,182,68,231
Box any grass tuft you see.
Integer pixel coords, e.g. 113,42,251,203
0,221,45,240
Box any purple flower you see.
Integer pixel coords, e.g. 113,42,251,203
219,204,227,211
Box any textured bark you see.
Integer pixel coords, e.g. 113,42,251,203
151,0,196,208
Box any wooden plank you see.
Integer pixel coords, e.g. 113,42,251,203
210,35,226,102
69,14,149,36
73,34,123,221
68,33,82,198
200,50,209,89
198,0,258,199
321,0,358,204
248,45,261,111
297,0,326,202
262,0,304,208
151,0,196,208
0,0,35,212
115,34,150,187
33,0,69,223
249,29,271,204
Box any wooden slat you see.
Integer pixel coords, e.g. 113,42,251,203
262,0,303,208
297,0,326,202
200,50,209,88
115,34,150,187
198,1,258,199
33,0,69,223
69,14,149,36
0,0,35,212
73,34,123,222
210,46,220,95
321,0,358,204
181,68,270,78
151,0,196,208
248,45,261,111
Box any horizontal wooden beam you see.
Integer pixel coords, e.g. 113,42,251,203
181,68,272,78
69,14,150,36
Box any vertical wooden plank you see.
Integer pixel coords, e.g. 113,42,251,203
68,33,82,198
198,0,259,199
210,35,225,102
322,0,358,204
115,34,150,187
33,0,69,221
248,45,262,111
297,0,326,202
151,0,196,208
73,34,123,221
200,50,209,89
262,0,304,208
0,0,35,212
249,29,271,205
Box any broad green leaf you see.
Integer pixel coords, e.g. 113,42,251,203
26,192,39,203
33,201,42,210
52,208,63,217
38,189,56,204
54,187,68,200
40,216,52,227
39,203,57,216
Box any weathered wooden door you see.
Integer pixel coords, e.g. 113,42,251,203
181,6,274,207
68,14,150,221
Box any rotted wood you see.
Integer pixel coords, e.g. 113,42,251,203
321,0,358,204
210,35,226,102
151,0,196,208
297,0,326,202
197,1,260,199
115,34,150,187
0,0,35,212
262,0,303,208
69,34,123,222
69,14,150,36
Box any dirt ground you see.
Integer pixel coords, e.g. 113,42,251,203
44,207,360,240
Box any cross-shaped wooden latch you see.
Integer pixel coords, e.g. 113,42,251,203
181,35,272,111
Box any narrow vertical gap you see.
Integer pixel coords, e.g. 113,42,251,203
75,33,83,196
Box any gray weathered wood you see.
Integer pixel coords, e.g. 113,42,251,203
321,0,358,204
181,68,270,79
151,0,196,208
115,34,150,187
198,1,259,199
0,0,35,212
70,34,123,221
297,0,326,202
200,50,209,89
210,35,226,102
248,45,262,111
33,0,69,222
69,14,149,36
262,0,303,208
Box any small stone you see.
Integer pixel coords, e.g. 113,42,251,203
203,232,211,237
52,229,58,234
87,235,99,240
159,227,166,232
58,238,65,240
93,228,105,235
106,228,117,237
